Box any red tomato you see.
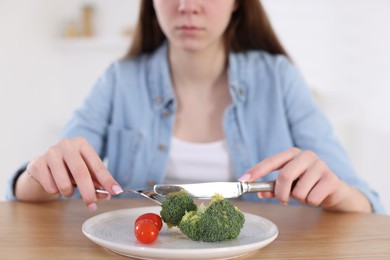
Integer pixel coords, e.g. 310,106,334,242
135,213,163,231
134,219,159,244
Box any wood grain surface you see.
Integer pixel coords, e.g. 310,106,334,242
1,198,389,259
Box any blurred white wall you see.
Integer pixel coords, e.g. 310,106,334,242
1,0,389,213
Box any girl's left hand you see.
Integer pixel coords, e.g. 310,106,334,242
239,147,344,208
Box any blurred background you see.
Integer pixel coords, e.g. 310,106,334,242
0,0,389,213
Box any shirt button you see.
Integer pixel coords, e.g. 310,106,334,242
162,110,170,117
238,87,245,95
147,181,156,187
155,96,163,105
158,144,167,152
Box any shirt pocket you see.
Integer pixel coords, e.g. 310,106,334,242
106,125,142,185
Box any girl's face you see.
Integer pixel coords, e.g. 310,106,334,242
153,0,236,52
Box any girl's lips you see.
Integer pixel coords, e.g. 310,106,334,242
180,26,198,30
176,26,204,34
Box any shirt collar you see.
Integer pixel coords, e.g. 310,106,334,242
147,42,175,111
227,52,248,104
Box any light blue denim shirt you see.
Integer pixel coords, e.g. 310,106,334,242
6,43,384,213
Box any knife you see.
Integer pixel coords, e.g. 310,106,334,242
154,180,298,199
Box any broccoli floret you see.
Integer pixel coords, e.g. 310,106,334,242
178,203,207,240
160,191,197,227
179,193,245,242
178,210,201,240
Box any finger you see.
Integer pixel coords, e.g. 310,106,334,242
274,150,318,204
70,174,101,189
27,158,59,195
61,142,97,210
291,159,326,204
257,191,274,199
91,180,111,200
79,138,123,195
70,174,110,202
306,173,339,207
91,180,109,199
239,147,301,182
45,148,75,198
97,192,111,200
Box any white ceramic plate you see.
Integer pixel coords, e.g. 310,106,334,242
82,206,278,260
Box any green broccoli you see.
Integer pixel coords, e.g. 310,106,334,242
160,190,197,227
179,193,245,242
178,203,207,241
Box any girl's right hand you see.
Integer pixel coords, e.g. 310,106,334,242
25,137,123,210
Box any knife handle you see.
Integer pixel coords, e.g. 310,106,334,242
246,181,275,192
246,179,299,193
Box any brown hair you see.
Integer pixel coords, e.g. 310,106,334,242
125,0,289,59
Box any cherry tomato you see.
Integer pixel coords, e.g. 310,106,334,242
135,213,163,231
134,219,159,244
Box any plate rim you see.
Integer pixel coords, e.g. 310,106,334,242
82,206,278,259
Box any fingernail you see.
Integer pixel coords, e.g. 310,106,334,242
112,184,123,194
238,173,251,182
105,194,112,201
257,192,263,199
88,203,97,211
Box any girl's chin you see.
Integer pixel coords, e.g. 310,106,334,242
170,39,218,53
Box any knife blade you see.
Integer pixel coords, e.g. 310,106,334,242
153,181,276,199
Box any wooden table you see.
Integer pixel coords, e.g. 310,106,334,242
1,198,389,259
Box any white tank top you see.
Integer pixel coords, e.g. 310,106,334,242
164,137,235,184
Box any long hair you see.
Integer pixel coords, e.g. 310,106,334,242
125,0,289,59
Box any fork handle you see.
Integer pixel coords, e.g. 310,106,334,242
95,189,110,194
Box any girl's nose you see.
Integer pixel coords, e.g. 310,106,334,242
178,0,200,14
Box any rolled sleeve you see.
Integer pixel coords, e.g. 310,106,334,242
352,182,386,214
5,162,28,201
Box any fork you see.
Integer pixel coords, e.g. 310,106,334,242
95,188,166,206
